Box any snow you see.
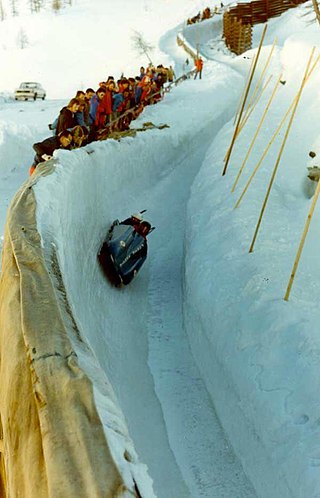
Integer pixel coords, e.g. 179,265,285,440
1,0,320,496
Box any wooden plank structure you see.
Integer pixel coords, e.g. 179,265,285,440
223,0,308,55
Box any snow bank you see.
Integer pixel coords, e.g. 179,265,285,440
185,34,320,498
0,172,153,497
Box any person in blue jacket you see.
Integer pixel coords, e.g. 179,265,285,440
89,87,106,125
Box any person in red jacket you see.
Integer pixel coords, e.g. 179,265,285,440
95,80,116,129
194,56,204,80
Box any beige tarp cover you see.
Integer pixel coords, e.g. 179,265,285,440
0,175,134,497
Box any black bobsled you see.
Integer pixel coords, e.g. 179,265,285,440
98,217,154,286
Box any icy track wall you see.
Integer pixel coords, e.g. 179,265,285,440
0,168,152,497
0,70,238,497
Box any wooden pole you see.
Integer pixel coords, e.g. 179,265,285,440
224,69,270,163
233,55,256,125
240,38,277,127
196,22,199,56
222,24,267,176
231,74,281,193
312,0,320,25
236,74,272,138
249,47,316,253
284,178,320,301
235,52,320,210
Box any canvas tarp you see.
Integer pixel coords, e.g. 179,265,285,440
0,173,136,497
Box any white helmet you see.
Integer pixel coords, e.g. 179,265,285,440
132,212,143,221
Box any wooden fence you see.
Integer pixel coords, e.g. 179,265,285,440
223,0,308,54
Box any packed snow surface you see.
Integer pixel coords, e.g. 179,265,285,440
1,0,320,497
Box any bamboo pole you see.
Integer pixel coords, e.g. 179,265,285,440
222,24,268,176
231,74,281,193
234,53,320,210
236,74,272,137
284,178,320,301
224,69,271,163
224,69,270,163
249,47,316,253
312,0,320,25
233,55,256,125
240,38,277,126
196,22,199,56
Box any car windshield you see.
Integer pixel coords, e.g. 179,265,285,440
20,83,38,89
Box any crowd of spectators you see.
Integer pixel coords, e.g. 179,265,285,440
186,4,222,25
30,63,176,175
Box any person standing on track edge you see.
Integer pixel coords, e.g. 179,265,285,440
194,56,204,79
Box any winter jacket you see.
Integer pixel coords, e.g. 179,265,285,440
95,91,113,128
89,94,100,125
195,58,203,71
112,92,124,112
83,100,91,126
56,107,77,135
134,86,142,104
75,110,86,128
32,136,61,166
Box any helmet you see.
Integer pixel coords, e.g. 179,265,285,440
132,212,143,222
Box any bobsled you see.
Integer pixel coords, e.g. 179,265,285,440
98,219,153,286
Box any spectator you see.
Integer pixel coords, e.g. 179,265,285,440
56,98,81,135
167,65,176,82
75,90,86,102
95,80,116,130
140,66,146,78
139,68,153,105
30,130,72,175
83,88,95,127
194,56,204,79
75,102,89,131
70,125,89,149
134,76,142,104
201,7,211,20
89,87,106,126
49,93,84,133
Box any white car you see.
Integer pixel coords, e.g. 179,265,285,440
14,82,46,101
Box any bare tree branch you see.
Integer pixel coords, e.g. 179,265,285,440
131,30,154,64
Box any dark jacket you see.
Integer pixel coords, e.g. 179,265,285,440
83,100,91,126
33,136,60,157
32,136,62,166
56,107,77,135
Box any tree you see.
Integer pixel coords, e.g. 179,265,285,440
52,0,62,13
131,30,154,64
28,0,35,13
10,0,18,16
0,0,5,21
17,27,29,49
34,0,44,12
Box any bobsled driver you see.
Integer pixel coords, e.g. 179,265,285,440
121,213,151,233
119,213,152,261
